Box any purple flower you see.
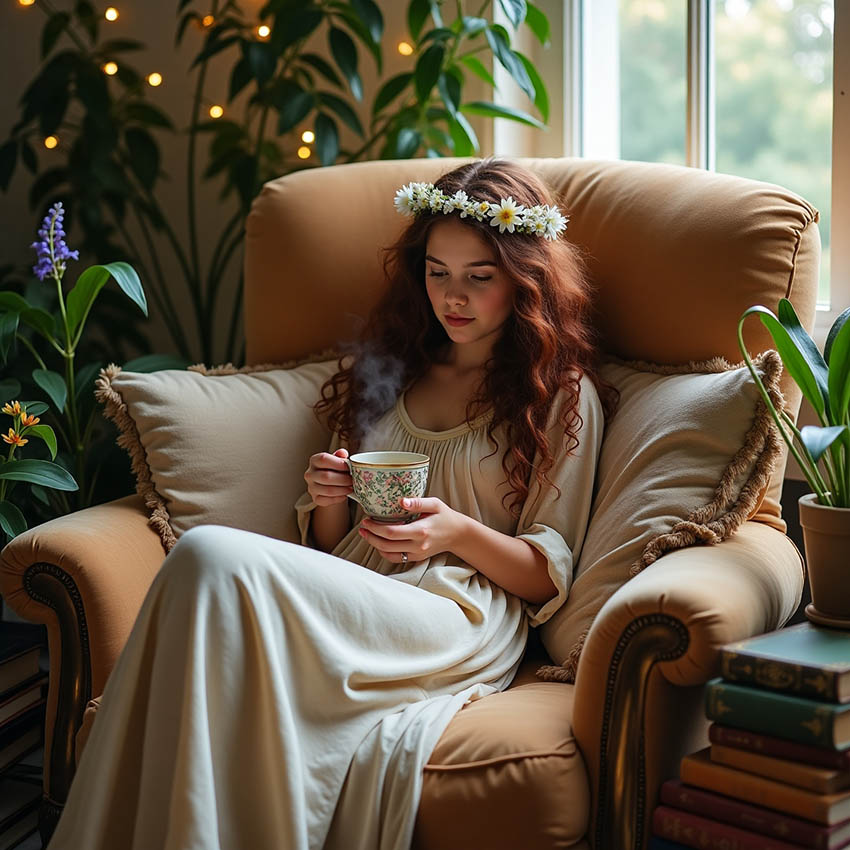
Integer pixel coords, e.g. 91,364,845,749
31,202,79,282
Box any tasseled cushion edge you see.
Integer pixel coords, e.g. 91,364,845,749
95,349,341,555
534,350,784,684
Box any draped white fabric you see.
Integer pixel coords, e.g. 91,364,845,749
48,379,602,850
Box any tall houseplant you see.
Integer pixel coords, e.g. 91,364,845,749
738,299,850,625
2,0,552,365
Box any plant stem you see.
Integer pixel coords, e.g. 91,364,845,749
15,334,48,371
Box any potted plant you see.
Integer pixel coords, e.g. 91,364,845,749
738,299,850,626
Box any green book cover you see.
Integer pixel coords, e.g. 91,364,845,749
705,678,850,750
720,622,850,703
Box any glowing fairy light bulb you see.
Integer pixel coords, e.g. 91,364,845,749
103,62,118,75
209,104,224,119
257,24,271,38
147,72,163,87
301,130,315,143
104,7,119,21
297,146,311,160
397,41,413,56
44,135,59,149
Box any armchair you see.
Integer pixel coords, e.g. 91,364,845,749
0,157,817,849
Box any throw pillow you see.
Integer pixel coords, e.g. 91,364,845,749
536,351,783,682
95,354,338,552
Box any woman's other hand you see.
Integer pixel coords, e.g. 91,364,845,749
357,497,466,564
305,448,353,506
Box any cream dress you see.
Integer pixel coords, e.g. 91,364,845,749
48,378,602,850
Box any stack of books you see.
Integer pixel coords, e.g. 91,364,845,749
650,621,850,850
0,621,47,850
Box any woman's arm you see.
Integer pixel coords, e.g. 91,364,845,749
358,497,558,606
304,448,354,553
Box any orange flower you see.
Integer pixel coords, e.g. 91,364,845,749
2,401,22,417
2,428,28,447
20,413,40,427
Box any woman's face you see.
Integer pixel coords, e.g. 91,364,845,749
424,217,514,353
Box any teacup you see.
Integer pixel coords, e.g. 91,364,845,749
346,451,430,523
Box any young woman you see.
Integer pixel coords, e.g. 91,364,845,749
48,159,607,850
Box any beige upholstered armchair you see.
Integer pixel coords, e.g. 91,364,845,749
0,157,817,849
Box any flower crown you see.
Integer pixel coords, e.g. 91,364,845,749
394,182,569,240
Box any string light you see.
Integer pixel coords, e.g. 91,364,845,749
44,136,59,149
104,7,118,21
146,72,163,87
397,41,413,56
297,146,311,160
256,24,270,39
209,104,224,119
103,62,118,75
201,14,214,27
301,130,315,143
18,0,36,6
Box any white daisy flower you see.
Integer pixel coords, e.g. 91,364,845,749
394,184,417,216
429,189,447,212
543,207,569,240
489,196,524,234
472,200,491,221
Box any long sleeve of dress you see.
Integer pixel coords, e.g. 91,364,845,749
294,431,345,547
515,375,604,627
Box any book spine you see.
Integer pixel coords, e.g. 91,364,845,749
660,779,836,849
653,806,803,850
705,681,839,748
721,649,839,702
710,724,850,770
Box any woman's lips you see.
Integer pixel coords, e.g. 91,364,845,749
445,315,474,327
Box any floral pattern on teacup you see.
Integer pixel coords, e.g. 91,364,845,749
352,466,429,520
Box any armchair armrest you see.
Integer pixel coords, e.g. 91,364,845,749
0,494,165,824
571,520,804,850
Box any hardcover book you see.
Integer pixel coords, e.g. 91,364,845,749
711,743,850,794
705,678,850,749
0,673,47,728
721,623,850,703
0,622,45,696
661,779,850,850
0,776,40,850
681,748,850,825
0,704,45,774
710,724,850,771
653,805,806,850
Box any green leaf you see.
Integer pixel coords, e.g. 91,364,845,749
271,8,323,53
459,55,497,88
229,56,253,101
437,71,461,118
498,0,527,29
373,72,413,115
0,501,27,539
0,292,31,313
26,424,58,460
0,312,19,363
32,369,67,413
743,305,827,419
517,52,549,122
124,102,175,130
414,43,444,103
0,379,21,403
419,27,454,46
350,0,383,43
274,81,314,134
315,113,339,166
0,459,78,491
525,2,550,45
777,298,830,416
301,53,344,89
826,309,850,424
408,0,431,41
428,0,443,27
42,12,71,59
191,33,240,68
99,38,145,53
449,112,478,155
246,41,278,87
329,27,362,101
176,11,200,46
484,26,534,101
30,484,50,506
125,127,160,186
0,139,17,192
800,425,848,463
394,127,421,158
461,16,489,36
66,262,147,339
19,401,49,417
462,100,544,128
19,308,56,342
317,92,363,136
122,353,190,372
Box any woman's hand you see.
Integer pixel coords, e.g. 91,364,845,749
358,497,467,564
304,448,353,506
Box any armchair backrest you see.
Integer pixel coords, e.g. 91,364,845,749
244,157,820,526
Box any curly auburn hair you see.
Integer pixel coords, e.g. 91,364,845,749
315,158,613,516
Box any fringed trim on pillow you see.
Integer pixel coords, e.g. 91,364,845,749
629,350,784,576
536,628,587,683
95,364,178,553
535,350,784,685
187,347,340,376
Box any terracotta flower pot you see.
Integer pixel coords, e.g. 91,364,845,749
799,493,850,628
